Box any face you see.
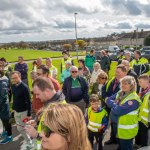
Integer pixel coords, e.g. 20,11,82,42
134,51,140,59
33,86,49,102
78,61,83,67
70,67,78,78
37,59,42,66
121,82,132,93
91,102,99,111
37,69,45,77
65,63,71,69
41,123,67,150
46,59,52,66
122,62,130,71
63,54,68,59
11,73,21,85
98,76,107,84
125,53,131,60
94,65,99,71
138,79,148,89
115,68,126,80
18,57,23,63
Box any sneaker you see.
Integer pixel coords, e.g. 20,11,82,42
0,131,7,139
0,136,12,144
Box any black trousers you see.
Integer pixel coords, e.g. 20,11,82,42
135,121,148,147
1,119,12,136
110,122,117,142
88,129,103,150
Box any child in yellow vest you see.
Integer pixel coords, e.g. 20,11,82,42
85,94,108,150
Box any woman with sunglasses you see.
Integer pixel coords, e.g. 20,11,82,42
40,103,92,150
91,72,108,107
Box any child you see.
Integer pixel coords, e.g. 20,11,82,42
85,94,108,150
135,74,150,148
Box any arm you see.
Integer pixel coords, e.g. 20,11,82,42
62,79,67,97
60,72,64,83
106,93,117,108
101,84,107,99
21,63,28,74
111,100,139,117
24,86,31,117
101,115,108,132
105,57,110,69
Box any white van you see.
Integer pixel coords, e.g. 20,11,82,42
108,46,120,53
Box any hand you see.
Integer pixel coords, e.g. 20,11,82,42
25,125,38,139
26,120,36,127
22,116,32,123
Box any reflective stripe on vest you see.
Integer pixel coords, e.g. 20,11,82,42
106,77,115,92
87,107,107,132
117,92,141,139
139,91,150,127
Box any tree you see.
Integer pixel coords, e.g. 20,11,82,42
63,44,72,51
75,40,86,49
144,36,150,46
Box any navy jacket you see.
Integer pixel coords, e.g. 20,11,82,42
62,76,89,104
0,76,10,120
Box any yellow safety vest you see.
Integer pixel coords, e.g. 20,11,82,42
131,57,148,68
106,77,115,92
61,57,72,71
87,107,107,132
139,91,150,127
49,65,57,77
36,100,66,150
117,92,141,139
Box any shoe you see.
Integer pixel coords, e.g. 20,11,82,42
0,131,7,139
105,139,117,145
0,136,12,144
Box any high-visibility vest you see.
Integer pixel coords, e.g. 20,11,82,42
131,57,148,68
87,107,107,132
36,100,66,150
106,77,115,92
139,91,150,127
61,57,72,71
49,65,57,77
117,92,141,139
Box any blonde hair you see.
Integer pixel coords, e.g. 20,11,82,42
120,76,137,92
96,71,108,82
93,62,101,69
43,103,92,150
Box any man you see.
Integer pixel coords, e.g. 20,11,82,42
102,64,127,145
61,50,73,73
117,50,125,64
124,51,133,67
62,66,89,113
25,77,66,150
14,56,28,85
11,71,32,149
131,50,149,76
37,65,61,92
0,66,12,144
36,58,43,68
99,50,110,73
85,49,96,73
135,74,150,148
60,60,71,83
46,58,57,79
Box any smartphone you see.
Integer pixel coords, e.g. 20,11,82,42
16,122,26,127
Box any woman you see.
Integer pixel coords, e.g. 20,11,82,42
91,72,108,107
106,76,141,150
90,62,104,84
78,59,90,81
40,103,92,150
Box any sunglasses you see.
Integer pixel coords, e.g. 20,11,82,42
100,77,107,80
41,122,53,138
71,71,78,73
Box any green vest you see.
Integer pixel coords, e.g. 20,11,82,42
36,100,66,150
117,92,141,139
87,107,107,132
139,91,150,127
61,57,72,72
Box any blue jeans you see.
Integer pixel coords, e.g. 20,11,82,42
119,138,133,150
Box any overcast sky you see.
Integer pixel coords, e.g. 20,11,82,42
0,0,150,43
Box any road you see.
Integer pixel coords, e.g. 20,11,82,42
0,124,118,150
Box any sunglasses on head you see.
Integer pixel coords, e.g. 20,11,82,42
41,122,53,138
71,71,77,73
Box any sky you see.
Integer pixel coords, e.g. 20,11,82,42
0,0,150,43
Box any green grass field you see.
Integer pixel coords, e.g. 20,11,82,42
0,49,85,62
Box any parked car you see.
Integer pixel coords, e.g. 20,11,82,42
108,46,120,53
140,46,150,62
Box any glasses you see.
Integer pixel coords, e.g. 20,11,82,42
100,77,107,80
41,122,53,138
71,71,78,73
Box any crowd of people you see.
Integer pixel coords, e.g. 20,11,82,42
0,49,150,150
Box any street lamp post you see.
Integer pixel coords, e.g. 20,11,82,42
74,12,78,60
